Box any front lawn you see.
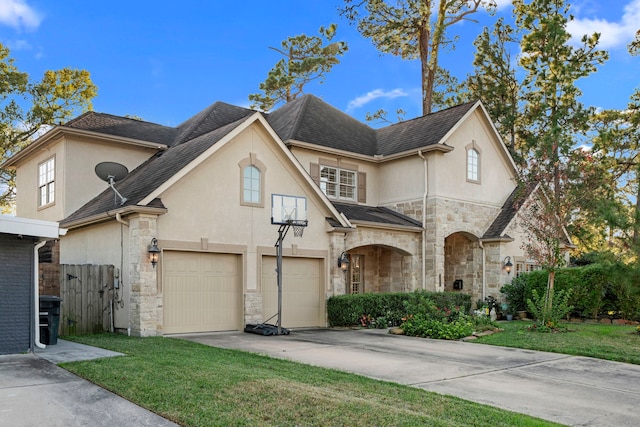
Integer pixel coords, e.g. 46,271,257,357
63,334,559,427
472,321,640,364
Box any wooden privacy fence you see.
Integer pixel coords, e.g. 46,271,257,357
59,264,114,336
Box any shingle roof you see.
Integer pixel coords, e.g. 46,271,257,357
267,95,477,156
482,185,533,239
60,94,479,226
375,101,477,156
61,118,247,226
65,112,178,145
266,95,378,155
332,202,422,229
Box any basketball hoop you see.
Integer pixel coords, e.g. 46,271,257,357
292,223,305,238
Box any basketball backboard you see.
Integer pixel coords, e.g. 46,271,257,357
271,194,308,225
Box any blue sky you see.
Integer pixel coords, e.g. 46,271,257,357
0,0,638,127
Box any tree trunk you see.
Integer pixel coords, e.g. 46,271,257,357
545,270,555,325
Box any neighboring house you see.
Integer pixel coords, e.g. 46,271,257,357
0,215,64,354
4,94,534,336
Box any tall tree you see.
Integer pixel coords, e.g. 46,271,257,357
0,43,97,211
586,29,640,260
512,0,608,321
248,24,348,112
341,0,496,115
466,17,520,158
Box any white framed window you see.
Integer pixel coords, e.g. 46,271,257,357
515,260,541,277
320,165,356,201
466,141,481,183
243,166,260,204
38,157,55,207
349,254,363,294
239,154,266,207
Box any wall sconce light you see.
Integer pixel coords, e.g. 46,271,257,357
504,256,513,275
338,252,350,271
148,238,160,268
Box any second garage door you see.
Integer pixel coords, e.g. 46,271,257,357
163,251,241,334
262,256,324,328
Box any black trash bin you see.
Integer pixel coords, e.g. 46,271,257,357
39,295,62,345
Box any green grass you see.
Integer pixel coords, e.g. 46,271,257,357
63,334,560,427
473,321,640,364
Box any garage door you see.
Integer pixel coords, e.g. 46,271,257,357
163,251,241,334
262,256,323,328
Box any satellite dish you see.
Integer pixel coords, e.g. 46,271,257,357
95,162,129,183
95,162,128,205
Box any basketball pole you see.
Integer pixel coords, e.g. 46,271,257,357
275,223,291,335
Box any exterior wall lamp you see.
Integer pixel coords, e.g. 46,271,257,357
338,252,350,271
148,238,160,268
504,256,513,275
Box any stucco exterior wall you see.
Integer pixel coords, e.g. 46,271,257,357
14,136,156,222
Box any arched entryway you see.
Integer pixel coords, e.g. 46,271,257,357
344,245,414,294
444,232,482,301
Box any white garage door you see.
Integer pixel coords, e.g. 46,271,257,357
262,256,324,328
163,251,241,334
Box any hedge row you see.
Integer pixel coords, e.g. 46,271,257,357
327,290,472,327
501,263,640,320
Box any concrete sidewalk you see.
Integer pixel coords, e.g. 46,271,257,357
179,328,640,427
0,340,178,427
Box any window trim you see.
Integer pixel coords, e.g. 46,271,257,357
37,156,56,209
319,164,357,202
238,154,266,207
465,141,481,184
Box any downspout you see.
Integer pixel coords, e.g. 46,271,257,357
418,150,428,290
34,240,47,349
114,212,128,335
478,240,486,302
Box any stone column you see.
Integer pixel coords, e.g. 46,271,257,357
128,213,161,337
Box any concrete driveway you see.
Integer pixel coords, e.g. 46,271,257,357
0,340,178,427
179,328,640,427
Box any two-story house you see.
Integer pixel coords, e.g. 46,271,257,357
4,94,533,336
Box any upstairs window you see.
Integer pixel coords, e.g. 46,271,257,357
243,166,261,204
38,157,55,207
466,141,481,183
239,154,266,207
320,166,356,202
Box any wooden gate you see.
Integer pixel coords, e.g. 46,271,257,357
59,265,114,335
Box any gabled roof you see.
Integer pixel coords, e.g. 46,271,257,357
375,101,477,156
60,118,248,227
174,102,255,145
482,185,532,240
332,202,422,230
47,94,491,228
267,95,476,157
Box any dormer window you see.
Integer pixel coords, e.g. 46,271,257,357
466,141,481,183
38,157,55,207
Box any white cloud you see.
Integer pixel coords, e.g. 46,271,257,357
493,0,513,11
0,0,42,31
346,89,408,111
567,0,640,49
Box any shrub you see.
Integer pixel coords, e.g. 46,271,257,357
526,288,573,330
327,291,472,328
400,313,474,340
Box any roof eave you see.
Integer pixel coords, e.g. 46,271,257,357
2,126,168,169
60,205,168,230
349,219,423,232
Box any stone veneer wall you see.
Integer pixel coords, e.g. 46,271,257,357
244,293,262,326
128,214,162,337
386,197,503,298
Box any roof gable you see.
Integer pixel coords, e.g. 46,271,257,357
174,102,254,145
